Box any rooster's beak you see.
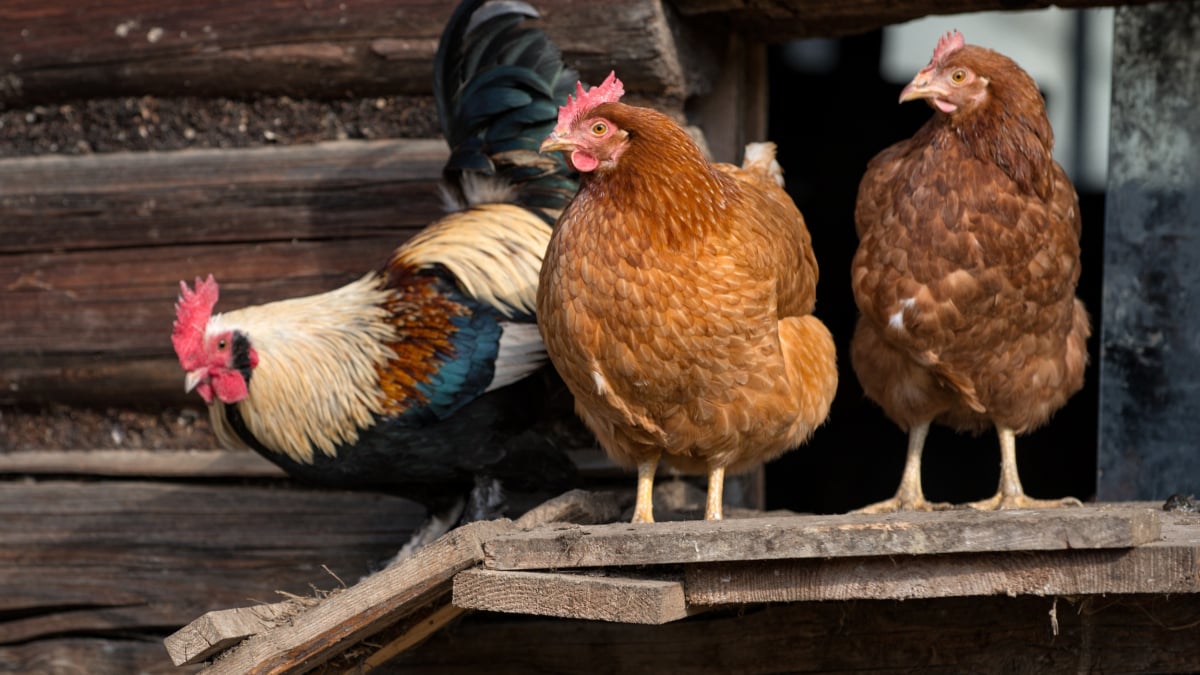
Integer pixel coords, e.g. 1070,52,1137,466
539,131,572,154
184,369,206,393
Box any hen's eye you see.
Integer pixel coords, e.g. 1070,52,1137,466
951,70,967,84
218,339,227,350
590,122,607,135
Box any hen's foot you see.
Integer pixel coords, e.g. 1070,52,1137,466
964,493,1083,511
853,495,953,514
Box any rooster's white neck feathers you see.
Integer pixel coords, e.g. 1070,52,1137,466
207,274,394,464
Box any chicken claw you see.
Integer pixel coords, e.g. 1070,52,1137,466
965,426,1083,510
853,422,952,514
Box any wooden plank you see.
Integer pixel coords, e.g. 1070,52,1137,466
196,519,515,675
1098,2,1200,501
0,0,699,105
453,569,693,624
0,138,447,252
672,0,1168,41
686,511,1200,603
391,594,1200,673
165,600,302,667
687,33,768,164
483,505,1163,570
0,480,423,644
0,638,200,675
338,601,465,674
511,488,631,530
0,449,285,478
171,487,628,667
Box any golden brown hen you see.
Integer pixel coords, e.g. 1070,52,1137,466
852,31,1090,512
537,74,838,523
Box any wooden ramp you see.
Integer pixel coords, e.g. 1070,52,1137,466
165,495,1200,673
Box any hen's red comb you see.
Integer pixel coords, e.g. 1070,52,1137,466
932,30,965,65
556,71,625,130
172,274,219,370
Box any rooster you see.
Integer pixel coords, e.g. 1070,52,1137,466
851,31,1090,512
172,0,580,555
536,74,838,523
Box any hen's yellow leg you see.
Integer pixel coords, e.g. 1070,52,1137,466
705,466,725,521
631,454,660,523
855,422,950,513
966,425,1082,510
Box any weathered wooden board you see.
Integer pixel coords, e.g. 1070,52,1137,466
1098,1,1200,501
0,480,423,645
392,594,1200,674
483,506,1163,570
0,138,446,253
194,519,513,674
687,510,1200,603
454,569,693,624
673,0,1170,41
0,0,705,106
0,638,199,675
164,489,627,667
163,600,302,666
0,449,286,478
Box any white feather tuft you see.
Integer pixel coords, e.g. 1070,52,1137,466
439,174,520,213
742,141,785,188
488,321,547,391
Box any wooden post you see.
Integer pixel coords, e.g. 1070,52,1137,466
1098,1,1200,500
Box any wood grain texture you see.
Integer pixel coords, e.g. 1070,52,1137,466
454,569,692,624
672,0,1169,41
685,511,1200,603
0,449,286,478
0,480,423,644
0,638,200,675
0,139,446,253
165,601,300,667
0,0,701,105
392,594,1200,674
196,519,515,675
483,505,1163,570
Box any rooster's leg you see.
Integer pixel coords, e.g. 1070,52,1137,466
854,421,950,514
705,465,725,521
966,425,1082,510
632,454,660,523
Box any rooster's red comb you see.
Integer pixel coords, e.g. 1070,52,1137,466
172,274,219,370
932,30,965,65
556,71,625,130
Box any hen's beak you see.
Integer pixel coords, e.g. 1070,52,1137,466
898,70,947,103
184,369,206,393
540,131,573,154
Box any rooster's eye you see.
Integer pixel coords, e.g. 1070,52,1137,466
218,339,227,350
590,122,607,136
951,70,967,84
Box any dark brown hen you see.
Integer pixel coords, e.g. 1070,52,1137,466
851,31,1090,512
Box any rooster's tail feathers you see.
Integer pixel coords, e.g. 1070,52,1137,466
434,0,578,221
